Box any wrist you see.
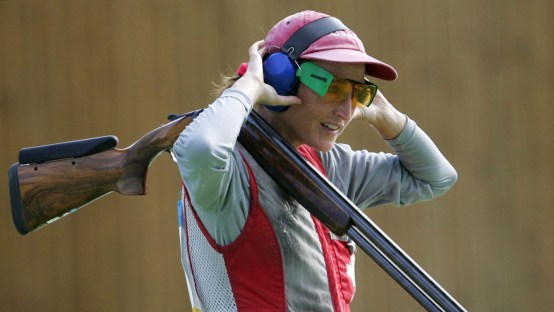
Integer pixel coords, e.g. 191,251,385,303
231,75,264,105
371,108,407,140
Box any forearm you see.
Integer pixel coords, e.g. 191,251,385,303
326,117,456,209
174,89,252,166
173,89,253,209
387,118,458,195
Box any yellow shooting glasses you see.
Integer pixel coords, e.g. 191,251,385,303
296,62,378,108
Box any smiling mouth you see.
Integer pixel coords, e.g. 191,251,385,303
321,122,340,131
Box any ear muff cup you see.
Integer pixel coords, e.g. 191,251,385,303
263,53,297,112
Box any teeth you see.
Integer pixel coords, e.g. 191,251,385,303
322,123,339,130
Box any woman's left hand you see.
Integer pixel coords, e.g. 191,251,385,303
352,90,408,139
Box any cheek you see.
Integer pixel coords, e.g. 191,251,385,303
296,84,317,103
295,85,328,115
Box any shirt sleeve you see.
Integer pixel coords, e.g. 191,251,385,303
172,88,254,245
321,117,458,208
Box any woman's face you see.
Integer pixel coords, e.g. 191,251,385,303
270,60,366,152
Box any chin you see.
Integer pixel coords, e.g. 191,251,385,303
310,140,335,153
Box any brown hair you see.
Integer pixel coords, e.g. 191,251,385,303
211,73,240,98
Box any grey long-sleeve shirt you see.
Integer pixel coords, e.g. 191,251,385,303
173,88,458,246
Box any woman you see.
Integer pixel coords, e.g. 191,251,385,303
174,10,457,312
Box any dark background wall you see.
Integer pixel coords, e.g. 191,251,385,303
1,1,552,311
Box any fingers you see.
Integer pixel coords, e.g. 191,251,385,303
249,40,265,58
352,89,398,125
244,40,266,79
352,105,372,122
265,94,302,107
253,40,267,56
248,41,266,63
241,40,302,108
371,90,389,107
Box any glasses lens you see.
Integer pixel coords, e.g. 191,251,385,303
324,78,378,108
353,85,371,107
324,80,352,102
353,82,378,107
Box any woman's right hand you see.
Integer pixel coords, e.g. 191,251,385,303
232,40,301,109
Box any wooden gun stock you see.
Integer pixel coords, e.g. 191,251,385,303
8,110,201,235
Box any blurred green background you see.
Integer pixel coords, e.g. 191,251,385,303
1,0,552,311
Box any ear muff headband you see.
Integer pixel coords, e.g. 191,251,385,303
281,16,348,60
263,16,349,111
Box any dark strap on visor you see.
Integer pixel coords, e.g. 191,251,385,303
282,16,349,60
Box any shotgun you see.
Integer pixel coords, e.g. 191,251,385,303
7,109,466,311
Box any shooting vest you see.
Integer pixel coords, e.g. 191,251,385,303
179,145,356,311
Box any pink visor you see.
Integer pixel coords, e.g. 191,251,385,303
264,10,398,81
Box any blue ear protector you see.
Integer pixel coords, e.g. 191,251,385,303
262,16,349,112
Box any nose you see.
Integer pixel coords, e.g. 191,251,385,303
333,97,353,120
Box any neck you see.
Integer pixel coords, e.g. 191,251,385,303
256,107,300,149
